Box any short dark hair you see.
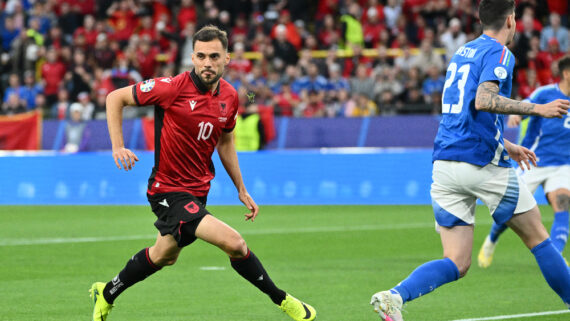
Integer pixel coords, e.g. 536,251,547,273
559,55,570,80
478,0,515,31
192,25,228,50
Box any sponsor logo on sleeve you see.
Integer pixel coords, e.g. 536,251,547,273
140,79,155,92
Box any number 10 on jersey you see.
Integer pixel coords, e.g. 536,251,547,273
197,121,213,141
441,63,471,114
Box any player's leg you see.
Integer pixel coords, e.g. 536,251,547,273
90,233,178,320
371,161,471,320
546,188,570,252
394,225,469,300
478,167,543,268
370,226,466,321
194,214,316,320
506,205,570,306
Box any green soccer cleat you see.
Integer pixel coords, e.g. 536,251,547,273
89,282,113,321
279,294,316,321
478,235,497,268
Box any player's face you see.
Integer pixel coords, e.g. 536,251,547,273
192,40,230,88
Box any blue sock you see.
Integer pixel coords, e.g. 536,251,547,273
550,211,569,252
532,238,570,305
391,258,459,303
489,222,508,243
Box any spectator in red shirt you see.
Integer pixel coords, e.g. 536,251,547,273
177,0,197,31
107,0,139,45
363,7,385,48
270,10,302,50
299,89,325,117
73,14,97,49
361,0,385,24
41,47,67,106
137,15,157,42
317,14,341,49
315,0,340,21
273,81,301,117
228,42,252,74
134,37,159,79
517,68,540,100
230,14,248,46
536,38,565,85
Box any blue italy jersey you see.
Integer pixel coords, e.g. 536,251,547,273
521,84,570,166
433,34,515,167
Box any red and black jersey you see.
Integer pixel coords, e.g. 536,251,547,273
133,70,239,197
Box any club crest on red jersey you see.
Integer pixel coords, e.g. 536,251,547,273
219,102,227,116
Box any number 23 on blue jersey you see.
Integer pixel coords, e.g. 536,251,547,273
441,63,471,114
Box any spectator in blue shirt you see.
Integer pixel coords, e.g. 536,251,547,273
292,62,328,100
20,70,43,110
1,16,20,52
540,13,568,52
422,65,446,105
3,73,25,105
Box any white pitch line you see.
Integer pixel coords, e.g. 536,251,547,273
0,222,436,246
451,309,570,321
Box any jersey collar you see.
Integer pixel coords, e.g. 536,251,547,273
190,69,220,96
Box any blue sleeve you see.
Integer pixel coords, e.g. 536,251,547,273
478,46,514,87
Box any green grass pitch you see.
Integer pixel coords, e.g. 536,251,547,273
0,205,568,321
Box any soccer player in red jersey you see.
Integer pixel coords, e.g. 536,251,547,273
89,25,316,321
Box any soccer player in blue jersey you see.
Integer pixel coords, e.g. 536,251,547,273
478,55,570,268
369,1,570,320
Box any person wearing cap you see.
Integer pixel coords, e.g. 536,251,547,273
269,9,302,50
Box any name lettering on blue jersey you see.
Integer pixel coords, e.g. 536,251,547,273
454,46,478,59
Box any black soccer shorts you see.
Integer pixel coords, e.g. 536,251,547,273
147,191,210,247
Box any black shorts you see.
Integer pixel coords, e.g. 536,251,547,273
147,192,210,247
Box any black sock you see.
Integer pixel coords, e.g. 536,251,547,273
230,249,287,305
103,248,161,304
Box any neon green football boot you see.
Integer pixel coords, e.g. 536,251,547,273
279,294,316,320
478,235,497,268
89,282,113,321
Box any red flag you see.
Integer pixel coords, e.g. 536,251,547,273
0,110,42,150
141,116,154,150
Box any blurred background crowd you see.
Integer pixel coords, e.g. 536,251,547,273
0,0,568,120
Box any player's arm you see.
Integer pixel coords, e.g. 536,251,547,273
217,130,259,221
475,81,569,117
106,85,139,171
504,138,537,171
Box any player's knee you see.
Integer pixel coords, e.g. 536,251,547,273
223,235,247,258
447,256,471,278
153,252,179,266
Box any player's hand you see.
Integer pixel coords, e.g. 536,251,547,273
506,144,537,171
536,99,569,118
112,147,139,171
507,115,522,128
239,191,259,222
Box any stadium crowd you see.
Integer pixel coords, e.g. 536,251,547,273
0,0,568,119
